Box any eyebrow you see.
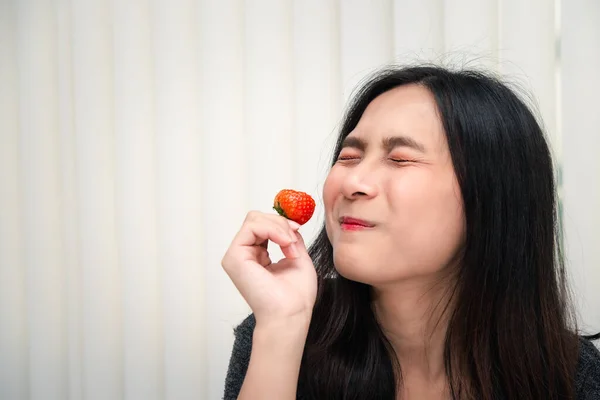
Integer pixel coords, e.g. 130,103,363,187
341,135,426,153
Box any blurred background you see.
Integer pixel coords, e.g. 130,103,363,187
0,0,598,399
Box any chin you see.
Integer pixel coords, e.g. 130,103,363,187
333,248,426,286
333,250,383,285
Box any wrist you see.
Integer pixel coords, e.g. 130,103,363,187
254,316,310,343
255,313,311,333
240,315,309,400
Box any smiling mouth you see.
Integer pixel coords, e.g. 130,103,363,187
339,216,375,230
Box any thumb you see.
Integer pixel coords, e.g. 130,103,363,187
292,230,309,256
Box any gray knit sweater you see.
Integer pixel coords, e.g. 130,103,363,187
223,314,600,399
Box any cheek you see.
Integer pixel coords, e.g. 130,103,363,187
389,167,462,221
323,167,347,244
380,170,465,275
322,168,341,210
393,174,465,263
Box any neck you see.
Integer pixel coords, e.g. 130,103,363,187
372,275,454,384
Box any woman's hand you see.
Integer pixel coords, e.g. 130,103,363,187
221,211,318,327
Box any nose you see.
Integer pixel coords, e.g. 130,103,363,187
340,162,379,200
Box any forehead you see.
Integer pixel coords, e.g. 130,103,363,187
349,84,446,152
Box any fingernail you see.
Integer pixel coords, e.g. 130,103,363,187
287,220,301,230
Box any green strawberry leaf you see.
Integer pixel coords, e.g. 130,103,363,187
273,203,289,219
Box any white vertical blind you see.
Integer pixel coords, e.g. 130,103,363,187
0,0,28,398
292,0,341,240
340,0,394,101
198,1,247,397
153,0,205,398
499,0,558,146
17,0,67,399
57,0,82,398
244,0,295,213
444,0,498,69
561,0,600,335
71,0,122,397
113,0,163,398
0,1,598,399
393,0,444,64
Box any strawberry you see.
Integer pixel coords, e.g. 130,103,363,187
273,189,316,225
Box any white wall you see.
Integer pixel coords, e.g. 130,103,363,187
561,0,600,336
0,0,598,399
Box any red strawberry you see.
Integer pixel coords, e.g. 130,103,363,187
273,189,316,225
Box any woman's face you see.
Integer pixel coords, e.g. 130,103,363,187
323,84,465,286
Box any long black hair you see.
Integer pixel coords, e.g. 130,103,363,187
299,65,598,399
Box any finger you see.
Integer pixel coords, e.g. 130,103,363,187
243,245,272,267
242,211,302,243
286,219,301,231
281,243,300,259
279,230,308,260
261,213,301,239
247,211,299,235
244,211,298,242
233,219,296,249
256,247,272,267
265,256,293,273
292,231,308,255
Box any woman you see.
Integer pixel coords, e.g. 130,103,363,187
221,65,600,399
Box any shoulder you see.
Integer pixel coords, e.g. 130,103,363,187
575,337,600,399
223,314,256,400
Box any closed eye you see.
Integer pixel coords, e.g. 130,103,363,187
336,153,361,163
389,158,416,164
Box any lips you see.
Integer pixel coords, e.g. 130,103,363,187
339,216,375,228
